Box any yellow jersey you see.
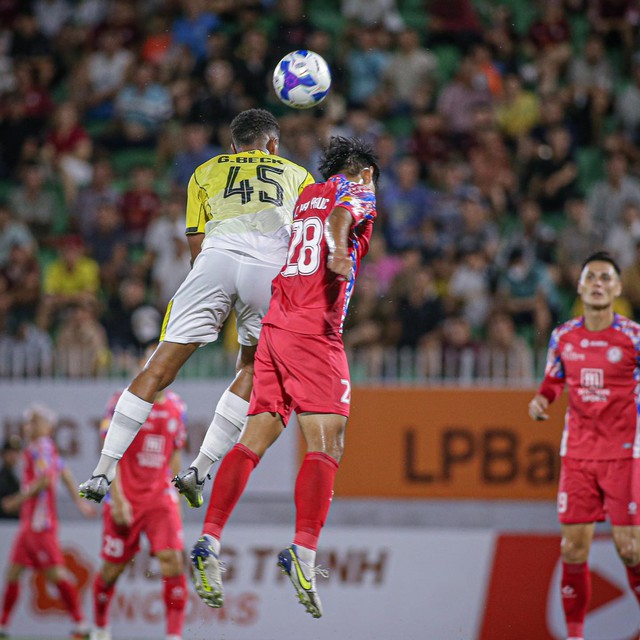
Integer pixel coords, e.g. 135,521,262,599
185,150,314,265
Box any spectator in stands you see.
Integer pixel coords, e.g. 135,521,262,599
495,74,541,142
451,187,500,261
233,29,273,108
615,52,640,146
33,0,72,40
76,29,133,119
483,5,520,75
86,201,128,295
423,314,479,381
426,0,483,51
152,231,190,309
477,311,534,384
448,247,491,330
588,0,637,69
409,111,451,178
0,318,53,378
436,56,492,144
273,0,315,58
468,42,503,98
189,59,243,129
568,33,614,145
621,241,640,317
120,165,161,246
108,63,172,149
359,234,404,296
496,245,559,345
557,197,602,287
144,193,184,273
524,124,579,214
468,126,517,216
605,201,640,269
382,28,437,114
378,155,436,252
103,277,161,356
0,435,22,520
345,28,391,106
390,264,446,349
0,242,41,324
342,0,404,32
41,102,92,205
0,201,34,270
55,299,109,377
8,162,57,244
525,0,572,93
41,235,100,327
171,0,220,64
286,128,323,180
72,158,120,239
588,151,640,233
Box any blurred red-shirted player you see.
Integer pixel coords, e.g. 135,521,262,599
188,136,378,620
0,405,95,639
528,251,640,640
92,385,187,640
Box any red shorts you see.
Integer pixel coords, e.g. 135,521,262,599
249,324,351,425
101,495,183,564
10,528,65,569
557,457,640,525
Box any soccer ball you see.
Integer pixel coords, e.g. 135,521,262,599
272,50,332,109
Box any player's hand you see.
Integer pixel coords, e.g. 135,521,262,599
328,250,353,280
76,499,97,518
528,394,550,421
112,499,133,527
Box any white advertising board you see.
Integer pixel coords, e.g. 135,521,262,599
0,380,296,496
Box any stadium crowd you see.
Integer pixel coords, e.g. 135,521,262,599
1,0,640,382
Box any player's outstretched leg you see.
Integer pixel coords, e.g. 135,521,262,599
190,535,224,608
78,475,111,504
172,467,205,508
277,545,327,619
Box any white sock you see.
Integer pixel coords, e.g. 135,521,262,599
94,389,153,482
293,544,316,567
191,389,248,478
203,534,221,556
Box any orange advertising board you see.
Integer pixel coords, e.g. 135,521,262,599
335,388,567,499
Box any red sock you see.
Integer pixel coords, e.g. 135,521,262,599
0,581,19,626
293,452,339,551
56,578,83,624
93,574,115,628
202,443,260,539
163,574,187,637
626,562,640,605
562,561,590,638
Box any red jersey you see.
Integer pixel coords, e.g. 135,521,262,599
101,390,187,508
538,314,640,460
20,436,64,533
263,174,377,335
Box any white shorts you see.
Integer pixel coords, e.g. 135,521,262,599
160,247,281,346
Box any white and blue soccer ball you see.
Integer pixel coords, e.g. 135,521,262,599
272,50,332,109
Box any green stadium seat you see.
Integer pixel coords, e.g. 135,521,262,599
576,147,604,195
111,148,158,177
432,45,461,87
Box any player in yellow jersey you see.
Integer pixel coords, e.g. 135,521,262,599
79,109,314,505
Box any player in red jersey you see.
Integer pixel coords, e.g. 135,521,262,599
188,136,378,618
0,405,95,639
528,251,640,640
92,382,187,640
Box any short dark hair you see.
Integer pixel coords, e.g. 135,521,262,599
581,251,621,275
318,136,380,184
230,109,279,148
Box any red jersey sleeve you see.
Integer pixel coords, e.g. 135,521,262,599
538,326,566,403
334,181,377,227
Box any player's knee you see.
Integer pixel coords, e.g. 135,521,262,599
100,563,124,585
560,537,590,563
616,542,640,566
157,550,183,576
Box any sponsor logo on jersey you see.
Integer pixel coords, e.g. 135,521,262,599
580,338,608,348
629,501,638,515
607,346,623,363
562,343,586,361
580,368,604,388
